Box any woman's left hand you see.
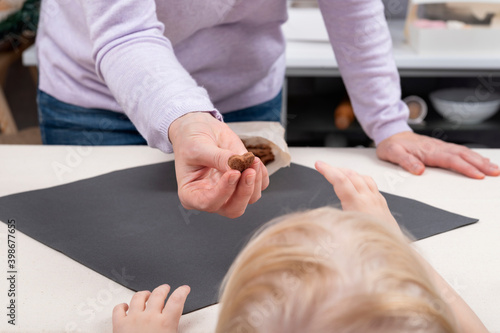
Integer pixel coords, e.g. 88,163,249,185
376,131,500,179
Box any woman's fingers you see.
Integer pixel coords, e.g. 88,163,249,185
217,168,256,218
248,159,263,204
178,168,243,213
260,159,270,191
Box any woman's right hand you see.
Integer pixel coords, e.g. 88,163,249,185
169,112,269,218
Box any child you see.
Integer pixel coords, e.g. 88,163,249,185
112,162,488,333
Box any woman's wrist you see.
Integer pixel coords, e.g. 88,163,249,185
168,111,216,145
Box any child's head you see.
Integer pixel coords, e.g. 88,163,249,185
216,207,457,333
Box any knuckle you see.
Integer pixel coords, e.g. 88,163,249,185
249,193,262,204
213,150,227,169
384,142,398,155
441,154,454,167
337,173,349,184
449,155,462,166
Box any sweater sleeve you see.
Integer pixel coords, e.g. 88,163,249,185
77,0,222,153
317,0,412,145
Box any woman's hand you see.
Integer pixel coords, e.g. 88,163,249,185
169,112,269,218
377,131,500,179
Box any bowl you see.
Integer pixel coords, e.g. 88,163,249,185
429,88,500,124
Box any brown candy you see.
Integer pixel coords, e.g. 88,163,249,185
228,152,255,172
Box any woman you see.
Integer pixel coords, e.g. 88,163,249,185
36,0,499,218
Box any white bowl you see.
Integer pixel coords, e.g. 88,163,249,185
429,88,500,124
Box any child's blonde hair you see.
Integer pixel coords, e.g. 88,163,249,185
216,207,457,333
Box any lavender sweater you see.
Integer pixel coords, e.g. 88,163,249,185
37,0,411,153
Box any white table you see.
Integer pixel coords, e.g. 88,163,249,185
0,145,499,332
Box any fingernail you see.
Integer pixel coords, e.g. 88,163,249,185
246,174,255,186
229,174,239,185
489,162,499,170
412,164,422,174
474,171,485,179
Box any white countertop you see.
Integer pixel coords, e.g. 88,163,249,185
0,146,499,332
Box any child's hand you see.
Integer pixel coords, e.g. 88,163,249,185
113,284,190,333
315,161,400,231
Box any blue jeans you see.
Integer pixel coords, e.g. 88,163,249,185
222,90,282,123
37,90,282,145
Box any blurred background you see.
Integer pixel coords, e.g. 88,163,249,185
2,0,500,147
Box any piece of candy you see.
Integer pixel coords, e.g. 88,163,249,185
228,152,255,172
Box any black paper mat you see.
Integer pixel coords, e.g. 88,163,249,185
0,162,477,313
